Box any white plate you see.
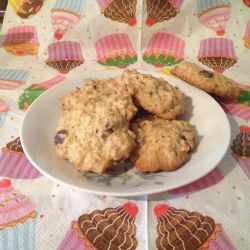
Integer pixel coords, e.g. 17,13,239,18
20,70,230,197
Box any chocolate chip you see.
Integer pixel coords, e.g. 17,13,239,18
105,122,110,129
149,91,153,96
199,70,214,78
54,130,68,145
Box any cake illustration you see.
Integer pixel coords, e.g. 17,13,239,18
58,202,139,250
197,0,231,36
168,167,223,195
96,0,137,26
243,0,250,7
0,69,29,90
218,84,250,120
146,0,184,26
46,41,84,74
243,20,250,48
95,33,137,68
51,0,85,40
143,32,185,67
0,179,37,249
9,0,44,19
231,126,250,180
0,138,42,179
3,26,40,56
154,204,236,250
198,38,237,74
0,98,9,128
18,75,66,110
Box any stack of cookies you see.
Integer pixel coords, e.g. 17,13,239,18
54,70,196,174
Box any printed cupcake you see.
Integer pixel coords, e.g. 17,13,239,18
143,32,185,67
51,0,85,40
231,126,250,179
0,69,29,90
197,0,231,36
9,0,44,19
198,38,237,73
96,0,137,26
95,33,137,68
58,202,139,249
0,179,37,249
46,41,84,74
0,98,9,127
146,0,184,26
18,75,65,110
3,26,39,56
0,137,42,179
243,0,250,7
154,204,236,250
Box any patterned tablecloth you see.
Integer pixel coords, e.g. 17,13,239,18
0,0,250,249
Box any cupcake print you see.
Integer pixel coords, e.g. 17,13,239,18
0,137,42,179
3,26,40,56
58,202,139,249
95,33,137,68
51,0,85,40
0,99,9,128
96,0,137,26
0,179,37,249
46,41,84,74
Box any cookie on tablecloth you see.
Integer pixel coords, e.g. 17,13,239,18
171,61,239,99
130,117,196,172
55,78,137,174
58,202,138,250
120,70,185,119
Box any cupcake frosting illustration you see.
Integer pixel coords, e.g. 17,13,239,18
3,26,40,56
51,0,85,40
197,0,231,36
0,137,42,179
96,0,137,26
95,33,137,68
0,69,29,90
46,41,84,74
243,0,250,7
154,204,236,250
146,0,184,26
231,126,250,179
0,179,37,249
243,20,250,49
58,202,139,250
0,98,9,128
18,75,66,110
198,38,237,74
143,32,185,67
9,0,44,19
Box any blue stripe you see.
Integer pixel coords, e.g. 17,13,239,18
53,0,85,15
1,227,9,250
0,69,28,83
197,0,231,13
0,113,7,127
13,223,20,250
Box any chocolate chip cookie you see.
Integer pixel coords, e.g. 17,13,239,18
130,117,196,172
120,70,185,120
171,61,239,99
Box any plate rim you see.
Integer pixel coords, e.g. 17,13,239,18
20,70,231,197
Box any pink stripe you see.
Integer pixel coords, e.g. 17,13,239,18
57,222,85,250
96,0,112,11
0,80,22,90
209,224,237,250
170,0,184,10
47,41,83,61
0,152,42,179
198,38,236,58
244,20,250,38
168,167,223,195
37,75,66,89
0,102,8,111
235,157,250,180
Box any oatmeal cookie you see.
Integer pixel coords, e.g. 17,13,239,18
120,70,185,120
130,117,196,172
171,61,239,99
54,109,136,174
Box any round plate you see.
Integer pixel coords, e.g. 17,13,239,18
20,70,230,197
